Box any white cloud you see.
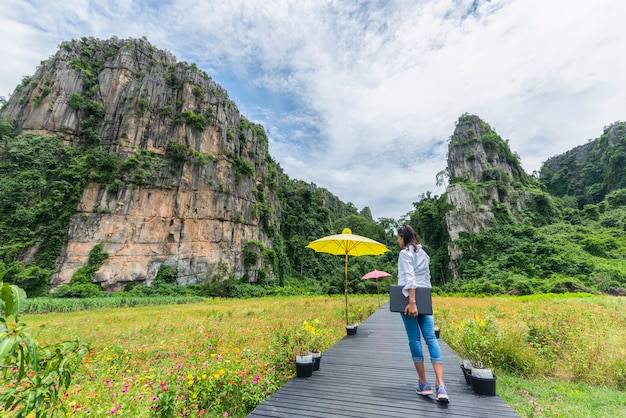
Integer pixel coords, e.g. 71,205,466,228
1,0,625,220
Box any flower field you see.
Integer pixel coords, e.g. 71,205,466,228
435,294,626,388
6,293,625,417
17,295,379,417
435,294,626,417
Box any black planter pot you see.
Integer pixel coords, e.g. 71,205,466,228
435,328,440,338
346,325,358,335
295,361,314,378
310,352,322,371
460,364,472,384
470,374,497,396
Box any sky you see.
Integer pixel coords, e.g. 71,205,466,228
1,0,625,221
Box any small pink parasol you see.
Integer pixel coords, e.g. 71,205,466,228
361,270,392,307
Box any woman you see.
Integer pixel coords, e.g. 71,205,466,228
396,224,449,403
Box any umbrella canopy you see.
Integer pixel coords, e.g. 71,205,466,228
361,270,392,307
361,270,392,280
307,228,389,325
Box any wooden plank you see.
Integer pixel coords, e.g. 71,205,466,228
248,303,520,418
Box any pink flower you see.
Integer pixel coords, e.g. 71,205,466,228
223,413,229,417
108,405,122,414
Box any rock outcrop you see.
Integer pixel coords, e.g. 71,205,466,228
444,114,531,280
1,37,280,291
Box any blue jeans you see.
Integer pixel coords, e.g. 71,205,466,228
400,313,442,364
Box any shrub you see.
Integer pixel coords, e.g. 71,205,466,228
53,243,108,298
0,276,89,416
606,188,626,208
581,236,618,258
68,93,84,111
154,264,178,285
53,282,104,298
542,276,596,294
3,263,52,297
234,157,254,180
181,110,205,130
445,310,534,374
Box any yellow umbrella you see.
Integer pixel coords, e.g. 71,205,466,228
306,228,389,325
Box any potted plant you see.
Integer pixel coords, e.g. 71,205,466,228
294,352,314,377
460,359,473,384
295,319,333,376
471,369,497,395
294,338,313,377
462,359,497,395
346,323,358,335
303,319,325,370
453,315,498,394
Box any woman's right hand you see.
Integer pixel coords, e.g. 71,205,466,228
404,302,418,316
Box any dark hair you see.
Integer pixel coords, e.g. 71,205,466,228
397,224,421,251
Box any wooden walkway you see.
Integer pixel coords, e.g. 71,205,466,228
249,303,520,417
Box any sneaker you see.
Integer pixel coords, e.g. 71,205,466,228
415,381,433,395
436,385,449,403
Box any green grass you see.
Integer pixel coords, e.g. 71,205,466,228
498,374,626,418
23,295,206,313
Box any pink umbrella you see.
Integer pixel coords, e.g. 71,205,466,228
361,270,392,307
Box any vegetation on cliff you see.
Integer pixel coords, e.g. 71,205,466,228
407,115,626,295
540,121,626,208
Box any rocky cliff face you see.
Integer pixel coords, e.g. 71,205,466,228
444,114,531,279
1,37,280,291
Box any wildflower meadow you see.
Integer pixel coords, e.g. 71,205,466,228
435,294,626,417
3,293,625,417
14,295,379,417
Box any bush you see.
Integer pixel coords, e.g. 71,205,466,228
445,311,535,374
3,263,52,297
0,277,89,416
70,243,109,285
53,282,104,298
154,264,178,285
606,188,626,208
581,236,618,258
542,276,596,294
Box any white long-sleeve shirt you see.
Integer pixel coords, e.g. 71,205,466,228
397,244,432,296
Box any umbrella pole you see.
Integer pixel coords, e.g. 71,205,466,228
344,253,349,325
376,278,380,307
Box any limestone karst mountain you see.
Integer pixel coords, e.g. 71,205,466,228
1,36,281,291
444,114,536,280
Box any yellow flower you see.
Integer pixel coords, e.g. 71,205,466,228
214,373,220,379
